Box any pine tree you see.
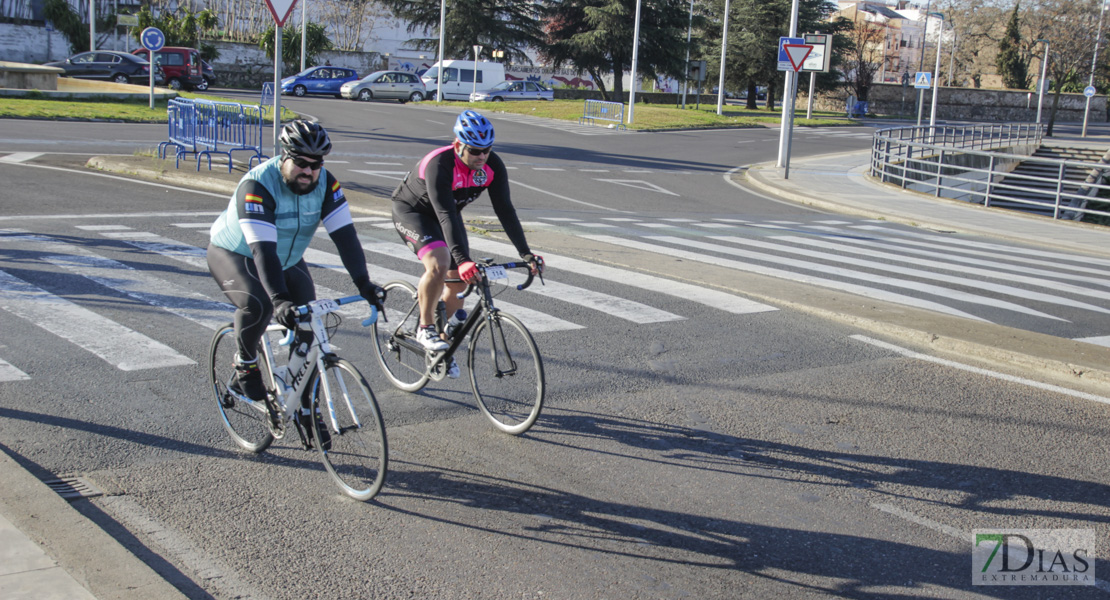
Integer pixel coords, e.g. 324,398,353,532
995,3,1028,90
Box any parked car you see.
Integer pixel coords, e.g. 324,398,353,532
341,70,425,103
44,51,164,85
281,66,359,97
196,60,217,91
470,80,553,102
421,60,505,101
132,47,204,91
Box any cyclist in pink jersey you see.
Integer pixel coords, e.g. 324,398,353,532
391,110,542,372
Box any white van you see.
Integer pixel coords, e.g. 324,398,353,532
421,60,506,101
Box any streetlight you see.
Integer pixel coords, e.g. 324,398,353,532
1036,39,1050,126
627,0,643,124
300,1,307,72
716,0,731,116
682,0,693,109
1083,0,1108,137
928,12,944,130
436,0,445,102
471,44,482,101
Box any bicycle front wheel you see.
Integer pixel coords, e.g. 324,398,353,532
467,312,545,435
311,358,388,501
209,323,274,453
372,280,430,392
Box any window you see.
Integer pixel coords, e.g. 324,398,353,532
402,74,418,83
159,52,184,66
459,69,483,84
94,53,120,63
73,53,96,64
442,68,458,82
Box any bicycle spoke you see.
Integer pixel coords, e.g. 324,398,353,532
468,312,545,435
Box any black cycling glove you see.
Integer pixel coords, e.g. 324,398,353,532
358,280,386,314
273,299,299,330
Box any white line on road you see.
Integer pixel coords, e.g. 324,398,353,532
851,334,1110,404
0,268,194,370
511,180,627,213
0,357,30,381
0,152,44,163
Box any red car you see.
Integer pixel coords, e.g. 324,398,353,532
132,47,205,91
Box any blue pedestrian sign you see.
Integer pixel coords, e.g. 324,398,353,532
141,27,165,52
1085,85,1097,98
914,72,932,89
777,36,804,71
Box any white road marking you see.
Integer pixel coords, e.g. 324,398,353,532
350,169,408,181
584,234,983,321
851,334,1110,404
76,225,131,231
465,238,778,315
0,357,30,381
0,152,44,163
1074,335,1110,348
511,181,626,213
596,179,679,196
0,268,194,370
674,235,1060,320
171,223,215,228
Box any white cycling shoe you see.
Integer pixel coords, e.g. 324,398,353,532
415,325,449,352
446,358,460,379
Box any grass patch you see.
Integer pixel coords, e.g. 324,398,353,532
459,99,850,131
0,90,298,123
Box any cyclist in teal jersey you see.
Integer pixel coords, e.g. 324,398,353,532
207,120,384,403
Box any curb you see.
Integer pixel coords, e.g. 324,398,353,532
0,449,188,600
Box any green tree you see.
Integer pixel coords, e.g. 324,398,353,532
542,0,692,99
259,22,333,71
378,0,544,66
133,7,221,61
44,0,117,55
995,3,1028,89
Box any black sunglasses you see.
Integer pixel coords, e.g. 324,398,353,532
465,145,492,156
289,156,324,170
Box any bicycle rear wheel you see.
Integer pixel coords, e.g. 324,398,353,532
209,323,274,453
372,280,430,392
467,312,545,435
311,358,388,501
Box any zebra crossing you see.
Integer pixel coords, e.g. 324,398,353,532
494,214,1110,345
796,127,875,139
0,220,778,379
488,112,633,136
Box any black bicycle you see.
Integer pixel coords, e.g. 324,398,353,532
372,259,545,435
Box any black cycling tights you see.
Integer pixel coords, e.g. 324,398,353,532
206,244,316,360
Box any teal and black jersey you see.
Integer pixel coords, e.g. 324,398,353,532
210,156,354,268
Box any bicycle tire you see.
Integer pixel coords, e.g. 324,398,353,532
209,323,274,453
311,358,388,501
467,312,545,435
372,280,430,392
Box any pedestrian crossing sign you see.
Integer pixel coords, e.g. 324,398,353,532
914,72,932,89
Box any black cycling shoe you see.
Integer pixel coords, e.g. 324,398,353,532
230,358,266,401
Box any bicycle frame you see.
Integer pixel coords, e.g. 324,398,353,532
256,296,376,437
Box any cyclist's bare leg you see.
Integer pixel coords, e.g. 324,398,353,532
418,246,450,327
441,271,466,318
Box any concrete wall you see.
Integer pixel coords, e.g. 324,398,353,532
797,82,1108,123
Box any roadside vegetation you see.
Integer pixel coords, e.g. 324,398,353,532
0,94,849,130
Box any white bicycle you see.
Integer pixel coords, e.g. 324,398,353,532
209,295,388,501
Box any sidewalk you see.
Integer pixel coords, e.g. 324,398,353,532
4,137,1110,600
745,149,1110,259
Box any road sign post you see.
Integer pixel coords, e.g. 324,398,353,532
264,0,299,157
140,27,164,109
913,72,931,127
778,42,812,180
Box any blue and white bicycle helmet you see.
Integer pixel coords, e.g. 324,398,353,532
453,110,495,148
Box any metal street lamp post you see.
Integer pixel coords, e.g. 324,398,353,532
627,0,643,124
928,12,944,130
1036,39,1050,125
471,45,482,101
682,0,693,109
436,0,445,102
1083,1,1108,137
300,2,307,72
716,0,731,115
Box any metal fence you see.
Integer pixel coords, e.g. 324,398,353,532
160,98,268,172
870,123,1110,222
579,100,626,130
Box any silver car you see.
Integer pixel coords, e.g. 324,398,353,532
341,70,425,103
471,80,554,102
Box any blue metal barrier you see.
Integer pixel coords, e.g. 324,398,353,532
161,98,268,172
579,99,627,130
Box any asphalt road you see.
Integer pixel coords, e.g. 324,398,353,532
1,107,1109,599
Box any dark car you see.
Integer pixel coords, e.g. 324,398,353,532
281,66,359,97
196,60,216,91
132,47,204,91
45,51,164,85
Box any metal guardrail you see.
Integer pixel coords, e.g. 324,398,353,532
160,98,268,172
579,99,626,130
870,124,1110,222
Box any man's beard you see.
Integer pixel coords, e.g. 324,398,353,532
285,174,319,195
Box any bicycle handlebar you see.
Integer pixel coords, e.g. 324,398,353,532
454,260,543,299
279,295,379,346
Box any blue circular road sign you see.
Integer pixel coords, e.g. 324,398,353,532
141,27,165,52
1085,85,1097,98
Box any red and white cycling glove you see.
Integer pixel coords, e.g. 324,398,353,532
458,261,480,283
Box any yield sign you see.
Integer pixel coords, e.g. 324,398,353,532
264,0,298,26
782,44,813,72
